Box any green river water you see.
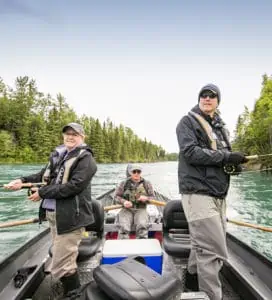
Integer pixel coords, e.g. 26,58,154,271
0,162,271,262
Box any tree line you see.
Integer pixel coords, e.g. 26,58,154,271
2,74,270,165
232,74,272,164
0,76,177,163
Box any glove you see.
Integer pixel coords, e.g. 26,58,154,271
226,152,248,165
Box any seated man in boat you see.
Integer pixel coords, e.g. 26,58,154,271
114,164,155,239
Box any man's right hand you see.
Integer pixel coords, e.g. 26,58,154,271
4,179,23,191
123,200,133,208
226,152,248,165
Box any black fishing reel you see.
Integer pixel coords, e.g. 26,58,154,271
223,164,242,175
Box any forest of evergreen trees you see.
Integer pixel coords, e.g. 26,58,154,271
0,76,177,163
232,74,272,163
1,75,271,164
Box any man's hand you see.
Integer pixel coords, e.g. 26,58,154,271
123,200,133,208
226,152,248,165
138,195,148,202
28,188,41,202
4,179,23,191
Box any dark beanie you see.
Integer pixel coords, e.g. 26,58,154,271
198,83,221,104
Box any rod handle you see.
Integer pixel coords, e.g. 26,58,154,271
246,155,258,160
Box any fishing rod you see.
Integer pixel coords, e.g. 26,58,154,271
0,183,46,196
0,182,45,189
246,153,272,160
224,153,272,175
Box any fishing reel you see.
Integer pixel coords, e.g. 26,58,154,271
223,164,242,175
27,188,35,197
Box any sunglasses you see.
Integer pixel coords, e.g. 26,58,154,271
200,92,217,99
132,170,141,174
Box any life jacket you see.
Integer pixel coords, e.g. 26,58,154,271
189,111,231,151
42,146,86,185
123,178,148,209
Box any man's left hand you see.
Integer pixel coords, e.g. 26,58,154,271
138,195,148,202
28,188,41,202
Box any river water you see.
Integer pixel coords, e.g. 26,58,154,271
0,162,271,262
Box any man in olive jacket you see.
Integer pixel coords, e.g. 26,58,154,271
176,84,248,300
5,123,97,298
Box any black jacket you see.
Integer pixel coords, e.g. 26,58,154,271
21,144,97,234
176,105,231,199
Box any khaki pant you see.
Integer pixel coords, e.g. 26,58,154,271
182,194,228,300
117,208,148,239
46,211,83,279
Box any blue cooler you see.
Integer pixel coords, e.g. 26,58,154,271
101,239,163,274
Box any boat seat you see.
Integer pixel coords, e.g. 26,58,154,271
78,281,112,300
105,214,116,224
49,199,104,262
162,200,191,258
93,256,181,300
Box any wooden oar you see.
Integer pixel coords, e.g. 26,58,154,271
0,200,166,228
103,199,167,212
227,218,272,233
104,204,123,211
149,199,166,206
0,218,40,229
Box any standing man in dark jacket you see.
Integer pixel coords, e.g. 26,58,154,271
5,122,97,298
176,84,248,300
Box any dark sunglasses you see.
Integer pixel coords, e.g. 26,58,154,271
200,92,217,99
132,170,141,174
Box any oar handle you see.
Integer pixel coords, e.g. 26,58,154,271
0,218,40,229
227,218,272,233
104,204,123,211
148,199,166,206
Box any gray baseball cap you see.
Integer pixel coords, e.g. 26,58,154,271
62,122,85,135
127,163,142,175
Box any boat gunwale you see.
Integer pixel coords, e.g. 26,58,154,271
0,227,50,270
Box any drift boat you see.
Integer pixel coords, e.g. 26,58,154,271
0,189,271,300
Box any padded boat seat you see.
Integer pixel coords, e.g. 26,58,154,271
48,235,102,262
78,281,111,300
163,200,191,258
93,256,181,300
49,199,104,262
105,214,116,224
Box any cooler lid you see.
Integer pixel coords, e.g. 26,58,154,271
102,239,162,257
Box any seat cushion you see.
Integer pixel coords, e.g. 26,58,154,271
78,281,112,300
163,233,191,258
93,256,181,300
77,236,102,262
49,236,102,262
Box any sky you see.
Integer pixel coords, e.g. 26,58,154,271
0,0,272,153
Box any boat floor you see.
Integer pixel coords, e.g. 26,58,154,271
32,247,241,300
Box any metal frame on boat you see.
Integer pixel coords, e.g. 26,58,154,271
0,189,271,300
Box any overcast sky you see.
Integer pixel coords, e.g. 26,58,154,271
0,0,271,153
